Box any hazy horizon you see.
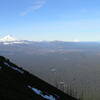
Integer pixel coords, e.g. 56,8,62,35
0,35,100,42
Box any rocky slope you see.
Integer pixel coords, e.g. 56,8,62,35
0,56,78,100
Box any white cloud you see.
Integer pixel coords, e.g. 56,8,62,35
73,39,80,42
20,0,47,16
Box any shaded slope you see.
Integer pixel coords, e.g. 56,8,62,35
0,56,78,100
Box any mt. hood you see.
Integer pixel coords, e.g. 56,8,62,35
0,35,16,42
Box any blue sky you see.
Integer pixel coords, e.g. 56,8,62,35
0,0,100,41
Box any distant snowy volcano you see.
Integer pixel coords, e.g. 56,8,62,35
0,35,16,42
0,35,30,45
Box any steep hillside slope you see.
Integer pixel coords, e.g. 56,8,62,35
0,56,78,100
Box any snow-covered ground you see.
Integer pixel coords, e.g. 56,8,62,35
28,85,57,100
4,62,24,74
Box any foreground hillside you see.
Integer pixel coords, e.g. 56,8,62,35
0,56,78,100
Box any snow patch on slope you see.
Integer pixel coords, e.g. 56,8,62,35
28,85,57,100
4,62,24,74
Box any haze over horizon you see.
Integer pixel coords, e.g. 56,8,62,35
0,0,100,41
0,34,100,42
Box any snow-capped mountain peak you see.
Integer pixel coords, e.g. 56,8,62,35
0,35,16,42
0,35,31,45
